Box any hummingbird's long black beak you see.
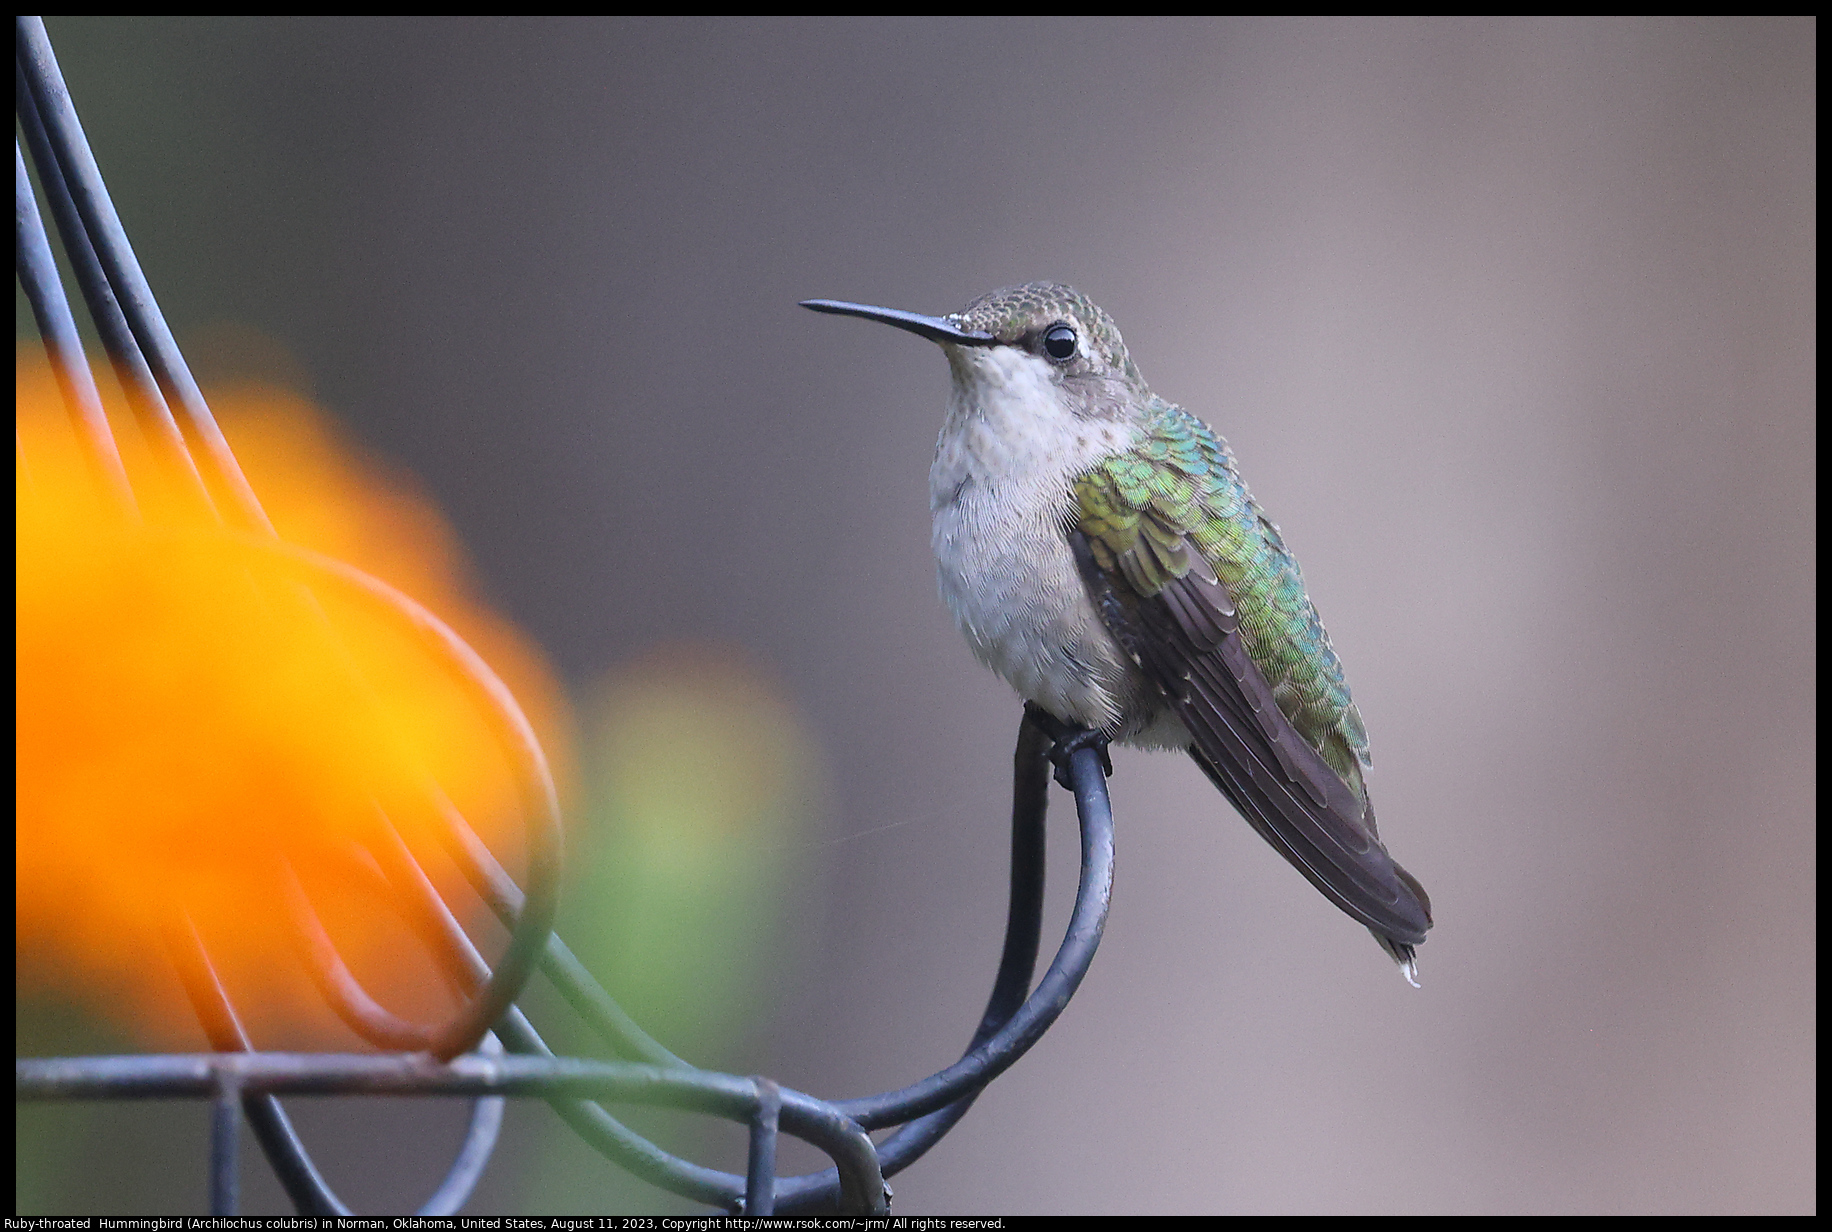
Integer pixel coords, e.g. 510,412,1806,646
800,299,996,346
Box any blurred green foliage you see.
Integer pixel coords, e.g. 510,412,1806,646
519,644,826,1212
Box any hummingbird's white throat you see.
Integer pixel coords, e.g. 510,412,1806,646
928,343,1151,738
930,344,1135,509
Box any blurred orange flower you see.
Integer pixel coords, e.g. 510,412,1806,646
15,348,571,1045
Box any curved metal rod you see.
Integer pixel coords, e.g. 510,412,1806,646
14,138,135,511
454,707,1105,1214
15,69,209,508
190,531,568,1062
771,717,1113,1211
487,708,1097,1214
438,707,1073,1212
282,787,539,1061
285,546,564,1064
25,707,1102,1215
18,1053,890,1217
380,826,754,1211
369,808,493,992
505,1023,743,1210
20,18,1109,1209
23,33,527,1201
164,917,344,1215
422,834,844,1214
164,914,512,1216
17,16,837,1211
17,15,269,532
276,829,511,1213
442,815,813,1211
436,794,689,1070
745,1078,782,1216
821,710,1054,1183
350,796,778,1210
283,857,448,1053
19,15,563,1065
834,736,1113,1128
413,1042,508,1216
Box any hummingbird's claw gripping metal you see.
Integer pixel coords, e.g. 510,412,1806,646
1024,702,1113,791
1048,728,1114,791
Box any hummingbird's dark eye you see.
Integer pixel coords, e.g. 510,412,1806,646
1043,324,1077,362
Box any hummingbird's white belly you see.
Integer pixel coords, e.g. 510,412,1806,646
928,345,1185,747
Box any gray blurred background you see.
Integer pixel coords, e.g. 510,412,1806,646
16,16,1814,1216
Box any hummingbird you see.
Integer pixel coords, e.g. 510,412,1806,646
802,283,1432,982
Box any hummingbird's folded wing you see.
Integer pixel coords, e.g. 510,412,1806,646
1070,472,1432,947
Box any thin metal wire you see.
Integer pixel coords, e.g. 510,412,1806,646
746,1078,782,1216
16,705,1111,1216
17,16,568,1200
209,1070,242,1215
16,1053,891,1216
167,913,509,1217
834,746,1113,1128
426,703,1112,1215
800,713,1054,1190
437,796,691,1070
246,535,568,1062
17,16,262,530
16,42,216,513
15,15,1122,1216
283,860,441,1053
13,139,134,510
18,13,568,1069
164,918,349,1215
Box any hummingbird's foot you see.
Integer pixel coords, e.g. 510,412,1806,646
1051,728,1113,791
1025,702,1114,791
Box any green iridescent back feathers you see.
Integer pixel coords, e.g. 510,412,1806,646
1073,401,1372,799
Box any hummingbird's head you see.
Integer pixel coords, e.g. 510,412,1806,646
801,282,1151,426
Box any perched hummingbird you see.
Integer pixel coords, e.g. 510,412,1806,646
802,283,1432,981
